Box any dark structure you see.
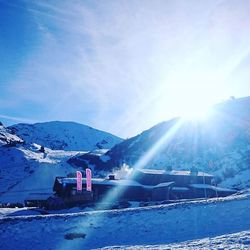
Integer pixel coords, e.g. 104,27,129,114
53,174,174,204
25,169,236,209
132,169,227,199
48,169,235,207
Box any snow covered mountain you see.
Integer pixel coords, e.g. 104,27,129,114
0,121,122,203
70,97,250,189
8,121,123,151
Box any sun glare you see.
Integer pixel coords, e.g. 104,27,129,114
181,100,213,121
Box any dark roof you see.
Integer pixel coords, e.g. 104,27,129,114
56,177,174,189
25,193,52,200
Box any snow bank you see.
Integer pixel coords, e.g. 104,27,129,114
0,193,250,249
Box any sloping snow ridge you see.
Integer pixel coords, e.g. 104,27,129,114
9,121,123,151
0,192,250,249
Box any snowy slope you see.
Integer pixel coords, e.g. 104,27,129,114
0,123,85,202
0,143,87,202
0,122,23,146
9,121,123,151
0,192,249,249
72,97,250,189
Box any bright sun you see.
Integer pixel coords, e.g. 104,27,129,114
181,100,214,121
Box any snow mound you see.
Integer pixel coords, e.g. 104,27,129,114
96,230,250,249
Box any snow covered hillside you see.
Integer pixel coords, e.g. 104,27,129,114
0,143,87,203
0,121,122,203
0,192,249,249
71,97,250,189
9,121,123,151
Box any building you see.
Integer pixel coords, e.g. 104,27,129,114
52,169,236,203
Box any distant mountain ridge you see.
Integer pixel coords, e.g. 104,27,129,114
8,121,123,151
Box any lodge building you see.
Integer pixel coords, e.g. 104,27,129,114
53,169,235,202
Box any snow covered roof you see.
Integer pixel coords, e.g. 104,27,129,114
137,169,213,177
153,182,175,188
136,169,166,175
189,184,235,192
172,187,190,192
170,170,213,177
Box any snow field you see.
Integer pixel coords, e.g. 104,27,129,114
0,193,250,249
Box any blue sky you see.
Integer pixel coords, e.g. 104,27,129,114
0,0,250,137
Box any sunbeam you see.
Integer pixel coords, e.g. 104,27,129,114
59,118,185,249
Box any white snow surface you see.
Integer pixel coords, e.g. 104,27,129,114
96,231,250,249
0,192,250,250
